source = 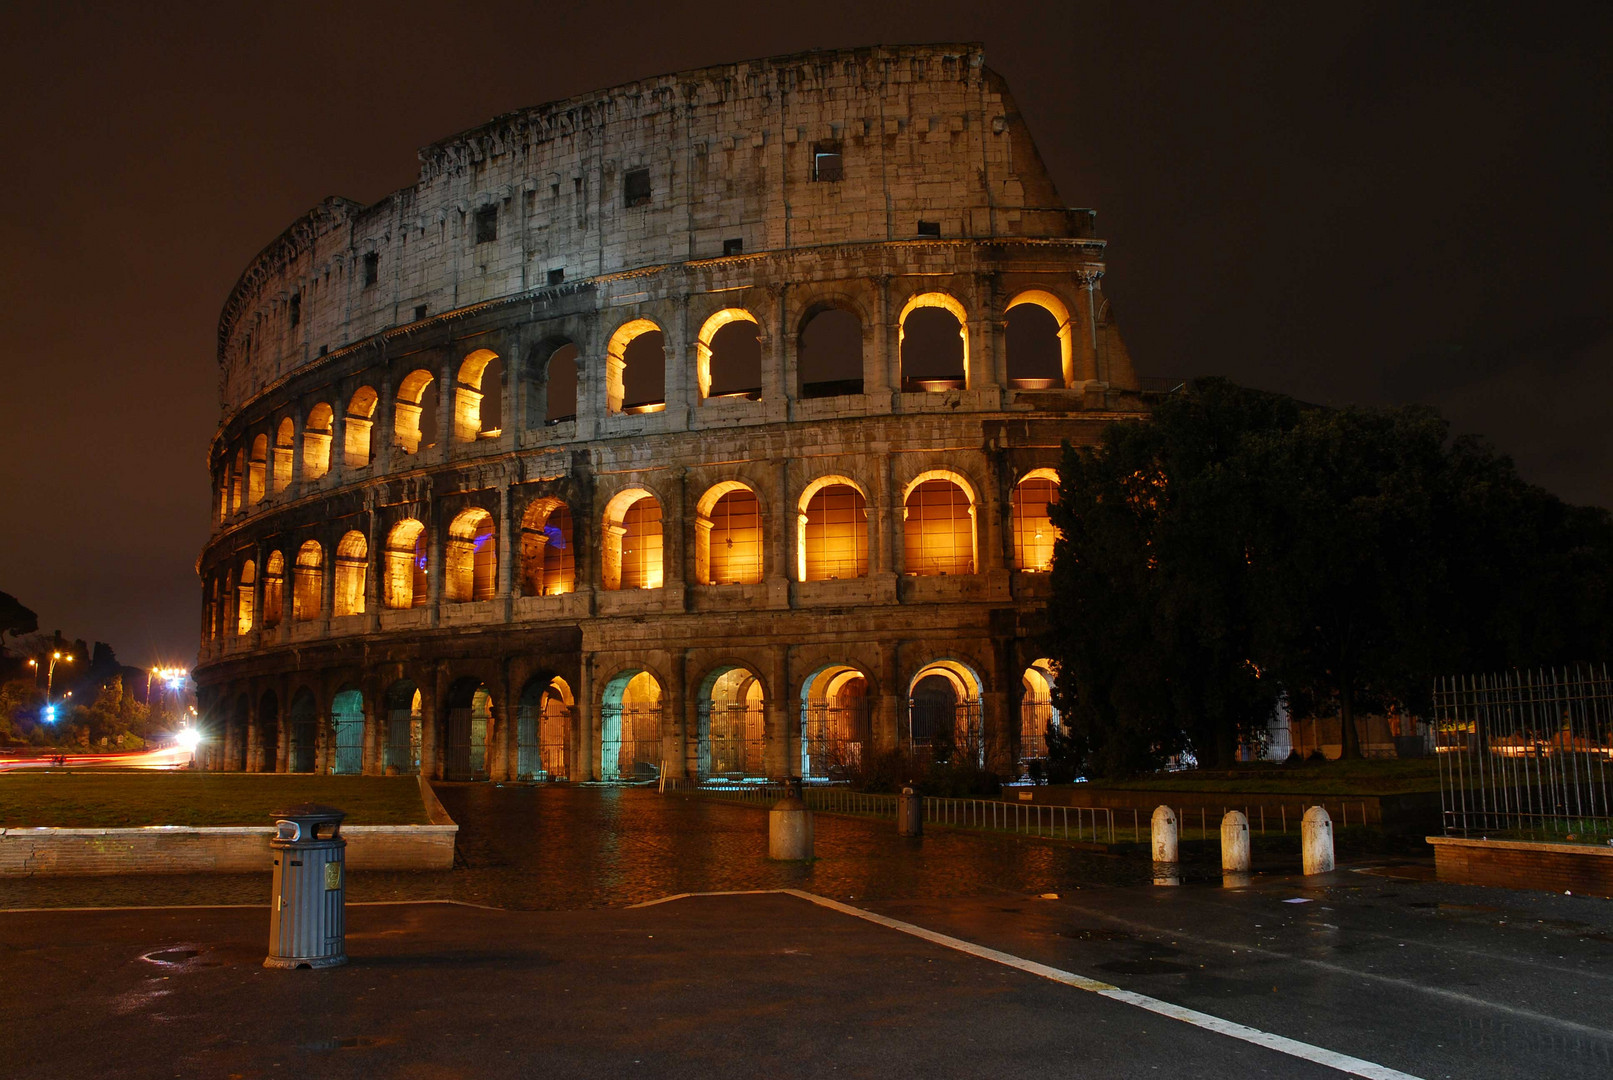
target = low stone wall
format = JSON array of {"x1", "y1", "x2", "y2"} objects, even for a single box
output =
[
  {"x1": 1429, "y1": 836, "x2": 1613, "y2": 898},
  {"x1": 0, "y1": 776, "x2": 457, "y2": 877}
]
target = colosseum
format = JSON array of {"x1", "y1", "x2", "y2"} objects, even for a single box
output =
[{"x1": 194, "y1": 43, "x2": 1151, "y2": 784}]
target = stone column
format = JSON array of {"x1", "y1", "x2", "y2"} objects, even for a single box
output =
[
  {"x1": 767, "y1": 458, "x2": 791, "y2": 607},
  {"x1": 577, "y1": 652, "x2": 596, "y2": 781},
  {"x1": 765, "y1": 647, "x2": 792, "y2": 779},
  {"x1": 496, "y1": 481, "x2": 514, "y2": 619},
  {"x1": 870, "y1": 275, "x2": 894, "y2": 400},
  {"x1": 665, "y1": 651, "x2": 688, "y2": 780},
  {"x1": 422, "y1": 664, "x2": 445, "y2": 780}
]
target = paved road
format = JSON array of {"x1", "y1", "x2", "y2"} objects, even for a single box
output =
[{"x1": 2, "y1": 784, "x2": 1610, "y2": 1078}]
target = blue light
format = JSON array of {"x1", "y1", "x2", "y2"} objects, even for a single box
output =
[{"x1": 43, "y1": 704, "x2": 56, "y2": 723}]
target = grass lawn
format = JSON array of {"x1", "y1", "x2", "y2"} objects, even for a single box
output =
[
  {"x1": 1083, "y1": 758, "x2": 1442, "y2": 796},
  {"x1": 0, "y1": 773, "x2": 430, "y2": 828}
]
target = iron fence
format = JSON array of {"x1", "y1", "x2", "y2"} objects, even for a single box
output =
[{"x1": 1433, "y1": 664, "x2": 1613, "y2": 844}]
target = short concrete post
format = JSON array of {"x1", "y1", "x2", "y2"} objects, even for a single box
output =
[
  {"x1": 898, "y1": 786, "x2": 923, "y2": 837},
  {"x1": 1302, "y1": 805, "x2": 1334, "y2": 875},
  {"x1": 1151, "y1": 805, "x2": 1178, "y2": 864},
  {"x1": 1220, "y1": 810, "x2": 1250, "y2": 872},
  {"x1": 769, "y1": 779, "x2": 814, "y2": 860}
]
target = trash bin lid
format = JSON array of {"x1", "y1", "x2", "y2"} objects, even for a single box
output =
[{"x1": 271, "y1": 803, "x2": 346, "y2": 824}]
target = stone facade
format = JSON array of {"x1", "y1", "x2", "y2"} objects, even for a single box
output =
[{"x1": 195, "y1": 44, "x2": 1156, "y2": 783}]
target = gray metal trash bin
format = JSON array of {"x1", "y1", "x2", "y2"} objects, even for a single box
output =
[
  {"x1": 898, "y1": 786, "x2": 923, "y2": 837},
  {"x1": 265, "y1": 804, "x2": 347, "y2": 970}
]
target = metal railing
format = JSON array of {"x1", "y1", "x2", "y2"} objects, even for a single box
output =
[
  {"x1": 660, "y1": 778, "x2": 1116, "y2": 844},
  {"x1": 1433, "y1": 664, "x2": 1613, "y2": 844}
]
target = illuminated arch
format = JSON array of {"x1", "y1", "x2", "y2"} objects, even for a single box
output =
[
  {"x1": 444, "y1": 508, "x2": 496, "y2": 602},
  {"x1": 519, "y1": 497, "x2": 575, "y2": 596},
  {"x1": 797, "y1": 302, "x2": 865, "y2": 397},
  {"x1": 600, "y1": 668, "x2": 664, "y2": 780},
  {"x1": 453, "y1": 348, "x2": 503, "y2": 442},
  {"x1": 247, "y1": 434, "x2": 268, "y2": 505},
  {"x1": 1006, "y1": 289, "x2": 1076, "y2": 389},
  {"x1": 901, "y1": 469, "x2": 978, "y2": 576},
  {"x1": 231, "y1": 446, "x2": 245, "y2": 513},
  {"x1": 695, "y1": 308, "x2": 761, "y2": 401},
  {"x1": 272, "y1": 418, "x2": 295, "y2": 493},
  {"x1": 292, "y1": 540, "x2": 324, "y2": 621},
  {"x1": 695, "y1": 480, "x2": 763, "y2": 585},
  {"x1": 898, "y1": 291, "x2": 969, "y2": 390},
  {"x1": 907, "y1": 658, "x2": 984, "y2": 766},
  {"x1": 800, "y1": 662, "x2": 872, "y2": 777},
  {"x1": 443, "y1": 676, "x2": 496, "y2": 780},
  {"x1": 605, "y1": 318, "x2": 664, "y2": 415},
  {"x1": 236, "y1": 558, "x2": 256, "y2": 636},
  {"x1": 696, "y1": 665, "x2": 766, "y2": 778},
  {"x1": 383, "y1": 519, "x2": 428, "y2": 609},
  {"x1": 1012, "y1": 468, "x2": 1061, "y2": 571},
  {"x1": 797, "y1": 474, "x2": 869, "y2": 582},
  {"x1": 302, "y1": 403, "x2": 333, "y2": 479},
  {"x1": 602, "y1": 487, "x2": 662, "y2": 591},
  {"x1": 344, "y1": 387, "x2": 377, "y2": 468},
  {"x1": 1019, "y1": 659, "x2": 1060, "y2": 763},
  {"x1": 517, "y1": 674, "x2": 573, "y2": 780},
  {"x1": 381, "y1": 678, "x2": 423, "y2": 774},
  {"x1": 262, "y1": 550, "x2": 285, "y2": 628},
  {"x1": 329, "y1": 686, "x2": 365, "y2": 774},
  {"x1": 394, "y1": 369, "x2": 437, "y2": 454},
  {"x1": 333, "y1": 530, "x2": 368, "y2": 616}
]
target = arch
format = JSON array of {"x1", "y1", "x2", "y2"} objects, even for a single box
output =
[
  {"x1": 261, "y1": 551, "x2": 284, "y2": 628},
  {"x1": 344, "y1": 387, "x2": 377, "y2": 468},
  {"x1": 330, "y1": 687, "x2": 364, "y2": 774},
  {"x1": 519, "y1": 498, "x2": 575, "y2": 596},
  {"x1": 256, "y1": 688, "x2": 280, "y2": 772},
  {"x1": 696, "y1": 665, "x2": 765, "y2": 778},
  {"x1": 444, "y1": 508, "x2": 496, "y2": 602},
  {"x1": 695, "y1": 481, "x2": 762, "y2": 585},
  {"x1": 454, "y1": 348, "x2": 504, "y2": 442},
  {"x1": 288, "y1": 687, "x2": 319, "y2": 773},
  {"x1": 907, "y1": 659, "x2": 984, "y2": 766},
  {"x1": 216, "y1": 464, "x2": 229, "y2": 523},
  {"x1": 602, "y1": 488, "x2": 662, "y2": 591},
  {"x1": 605, "y1": 318, "x2": 665, "y2": 414},
  {"x1": 231, "y1": 446, "x2": 245, "y2": 513},
  {"x1": 292, "y1": 540, "x2": 324, "y2": 621},
  {"x1": 248, "y1": 434, "x2": 268, "y2": 504},
  {"x1": 898, "y1": 291, "x2": 969, "y2": 391},
  {"x1": 1006, "y1": 289, "x2": 1075, "y2": 389},
  {"x1": 902, "y1": 470, "x2": 977, "y2": 576},
  {"x1": 544, "y1": 342, "x2": 579, "y2": 424},
  {"x1": 236, "y1": 558, "x2": 256, "y2": 636},
  {"x1": 798, "y1": 475, "x2": 868, "y2": 582},
  {"x1": 696, "y1": 308, "x2": 761, "y2": 401},
  {"x1": 1012, "y1": 468, "x2": 1060, "y2": 571},
  {"x1": 333, "y1": 530, "x2": 368, "y2": 616},
  {"x1": 1019, "y1": 659, "x2": 1060, "y2": 765},
  {"x1": 303, "y1": 402, "x2": 333, "y2": 479},
  {"x1": 383, "y1": 519, "x2": 429, "y2": 609},
  {"x1": 444, "y1": 677, "x2": 494, "y2": 780},
  {"x1": 272, "y1": 418, "x2": 295, "y2": 493},
  {"x1": 517, "y1": 674, "x2": 572, "y2": 780},
  {"x1": 382, "y1": 679, "x2": 423, "y2": 775},
  {"x1": 797, "y1": 305, "x2": 864, "y2": 398},
  {"x1": 600, "y1": 669, "x2": 662, "y2": 781},
  {"x1": 394, "y1": 368, "x2": 439, "y2": 455},
  {"x1": 800, "y1": 663, "x2": 872, "y2": 778}
]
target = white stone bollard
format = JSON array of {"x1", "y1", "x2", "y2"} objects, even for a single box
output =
[
  {"x1": 1151, "y1": 805, "x2": 1178, "y2": 865},
  {"x1": 769, "y1": 787, "x2": 814, "y2": 861},
  {"x1": 1302, "y1": 805, "x2": 1335, "y2": 875},
  {"x1": 1221, "y1": 810, "x2": 1250, "y2": 872}
]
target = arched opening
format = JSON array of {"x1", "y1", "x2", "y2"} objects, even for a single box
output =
[
  {"x1": 248, "y1": 434, "x2": 268, "y2": 504},
  {"x1": 444, "y1": 678, "x2": 494, "y2": 780},
  {"x1": 519, "y1": 498, "x2": 575, "y2": 596},
  {"x1": 229, "y1": 694, "x2": 249, "y2": 771},
  {"x1": 382, "y1": 680, "x2": 422, "y2": 775},
  {"x1": 908, "y1": 660, "x2": 984, "y2": 767},
  {"x1": 903, "y1": 473, "x2": 977, "y2": 576},
  {"x1": 293, "y1": 541, "x2": 324, "y2": 620},
  {"x1": 1005, "y1": 291, "x2": 1073, "y2": 388},
  {"x1": 257, "y1": 689, "x2": 280, "y2": 772},
  {"x1": 454, "y1": 349, "x2": 504, "y2": 442},
  {"x1": 801, "y1": 665, "x2": 870, "y2": 778},
  {"x1": 1012, "y1": 469, "x2": 1060, "y2": 571},
  {"x1": 262, "y1": 551, "x2": 284, "y2": 629},
  {"x1": 600, "y1": 669, "x2": 662, "y2": 781},
  {"x1": 272, "y1": 418, "x2": 295, "y2": 493},
  {"x1": 899, "y1": 292, "x2": 968, "y2": 392},
  {"x1": 602, "y1": 489, "x2": 663, "y2": 591},
  {"x1": 303, "y1": 403, "x2": 333, "y2": 479},
  {"x1": 697, "y1": 308, "x2": 761, "y2": 401},
  {"x1": 330, "y1": 687, "x2": 364, "y2": 775},
  {"x1": 236, "y1": 559, "x2": 256, "y2": 636},
  {"x1": 344, "y1": 387, "x2": 377, "y2": 468},
  {"x1": 544, "y1": 343, "x2": 579, "y2": 424},
  {"x1": 217, "y1": 465, "x2": 229, "y2": 522},
  {"x1": 696, "y1": 482, "x2": 762, "y2": 585},
  {"x1": 395, "y1": 369, "x2": 440, "y2": 454},
  {"x1": 1020, "y1": 660, "x2": 1060, "y2": 765},
  {"x1": 697, "y1": 666, "x2": 765, "y2": 778},
  {"x1": 445, "y1": 508, "x2": 496, "y2": 602},
  {"x1": 333, "y1": 530, "x2": 368, "y2": 616},
  {"x1": 517, "y1": 675, "x2": 572, "y2": 780},
  {"x1": 606, "y1": 319, "x2": 665, "y2": 414},
  {"x1": 231, "y1": 447, "x2": 245, "y2": 513},
  {"x1": 798, "y1": 306, "x2": 863, "y2": 398},
  {"x1": 798, "y1": 476, "x2": 868, "y2": 582},
  {"x1": 383, "y1": 520, "x2": 428, "y2": 609},
  {"x1": 289, "y1": 687, "x2": 319, "y2": 773}
]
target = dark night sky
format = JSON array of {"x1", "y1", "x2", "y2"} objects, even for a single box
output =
[{"x1": 1, "y1": 2, "x2": 1608, "y2": 669}]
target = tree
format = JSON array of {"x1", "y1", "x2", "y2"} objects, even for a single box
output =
[{"x1": 0, "y1": 593, "x2": 37, "y2": 657}]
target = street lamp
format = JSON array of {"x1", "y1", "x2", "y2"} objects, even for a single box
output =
[{"x1": 28, "y1": 652, "x2": 73, "y2": 720}]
